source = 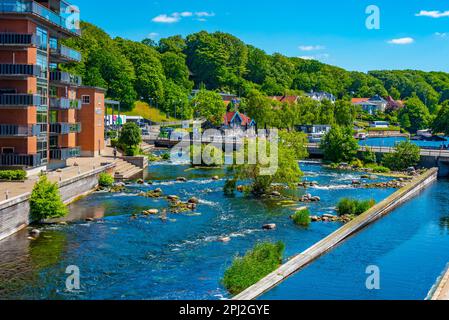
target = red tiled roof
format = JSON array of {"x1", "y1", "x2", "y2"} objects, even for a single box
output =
[
  {"x1": 224, "y1": 111, "x2": 253, "y2": 126},
  {"x1": 269, "y1": 95, "x2": 299, "y2": 103},
  {"x1": 351, "y1": 98, "x2": 370, "y2": 104}
]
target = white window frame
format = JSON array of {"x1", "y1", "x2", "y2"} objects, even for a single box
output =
[{"x1": 82, "y1": 95, "x2": 91, "y2": 104}]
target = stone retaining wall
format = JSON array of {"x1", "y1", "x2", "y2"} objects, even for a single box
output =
[{"x1": 0, "y1": 163, "x2": 115, "y2": 242}]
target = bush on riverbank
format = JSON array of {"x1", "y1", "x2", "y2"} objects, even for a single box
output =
[
  {"x1": 223, "y1": 241, "x2": 285, "y2": 295},
  {"x1": 98, "y1": 173, "x2": 114, "y2": 188},
  {"x1": 292, "y1": 208, "x2": 311, "y2": 226},
  {"x1": 382, "y1": 141, "x2": 420, "y2": 171},
  {"x1": 365, "y1": 164, "x2": 391, "y2": 173},
  {"x1": 30, "y1": 176, "x2": 68, "y2": 221},
  {"x1": 0, "y1": 170, "x2": 27, "y2": 181},
  {"x1": 337, "y1": 198, "x2": 376, "y2": 216}
]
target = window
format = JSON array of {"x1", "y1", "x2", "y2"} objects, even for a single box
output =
[
  {"x1": 1, "y1": 147, "x2": 14, "y2": 154},
  {"x1": 82, "y1": 95, "x2": 91, "y2": 104}
]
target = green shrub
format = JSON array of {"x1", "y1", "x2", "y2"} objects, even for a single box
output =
[
  {"x1": 362, "y1": 147, "x2": 377, "y2": 164},
  {"x1": 350, "y1": 159, "x2": 364, "y2": 168},
  {"x1": 224, "y1": 179, "x2": 237, "y2": 196},
  {"x1": 336, "y1": 198, "x2": 376, "y2": 216},
  {"x1": 106, "y1": 131, "x2": 118, "y2": 139},
  {"x1": 98, "y1": 173, "x2": 114, "y2": 188},
  {"x1": 124, "y1": 146, "x2": 140, "y2": 156},
  {"x1": 161, "y1": 153, "x2": 170, "y2": 160},
  {"x1": 110, "y1": 138, "x2": 119, "y2": 148},
  {"x1": 382, "y1": 141, "x2": 420, "y2": 171},
  {"x1": 0, "y1": 170, "x2": 27, "y2": 181},
  {"x1": 30, "y1": 176, "x2": 68, "y2": 221},
  {"x1": 292, "y1": 208, "x2": 311, "y2": 226},
  {"x1": 222, "y1": 241, "x2": 285, "y2": 295},
  {"x1": 148, "y1": 153, "x2": 160, "y2": 162}
]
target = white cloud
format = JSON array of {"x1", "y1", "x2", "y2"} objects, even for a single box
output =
[
  {"x1": 299, "y1": 45, "x2": 325, "y2": 51},
  {"x1": 388, "y1": 37, "x2": 415, "y2": 45},
  {"x1": 152, "y1": 11, "x2": 215, "y2": 23},
  {"x1": 435, "y1": 32, "x2": 448, "y2": 38},
  {"x1": 416, "y1": 10, "x2": 449, "y2": 18},
  {"x1": 195, "y1": 12, "x2": 215, "y2": 17},
  {"x1": 152, "y1": 14, "x2": 180, "y2": 23},
  {"x1": 148, "y1": 32, "x2": 159, "y2": 39},
  {"x1": 298, "y1": 53, "x2": 330, "y2": 61},
  {"x1": 299, "y1": 56, "x2": 315, "y2": 60}
]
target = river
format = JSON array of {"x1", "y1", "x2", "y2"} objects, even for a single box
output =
[{"x1": 0, "y1": 162, "x2": 402, "y2": 300}]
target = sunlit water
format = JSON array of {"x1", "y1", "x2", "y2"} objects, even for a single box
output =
[
  {"x1": 0, "y1": 162, "x2": 397, "y2": 300},
  {"x1": 260, "y1": 178, "x2": 449, "y2": 300}
]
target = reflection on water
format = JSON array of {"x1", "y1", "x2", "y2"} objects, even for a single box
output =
[{"x1": 0, "y1": 162, "x2": 398, "y2": 300}]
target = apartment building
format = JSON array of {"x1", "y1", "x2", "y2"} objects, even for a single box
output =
[{"x1": 0, "y1": 0, "x2": 106, "y2": 171}]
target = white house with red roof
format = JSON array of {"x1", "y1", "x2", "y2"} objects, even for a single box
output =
[
  {"x1": 351, "y1": 95, "x2": 387, "y2": 114},
  {"x1": 223, "y1": 111, "x2": 256, "y2": 130}
]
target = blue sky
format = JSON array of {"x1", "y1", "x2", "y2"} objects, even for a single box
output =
[{"x1": 73, "y1": 0, "x2": 449, "y2": 72}]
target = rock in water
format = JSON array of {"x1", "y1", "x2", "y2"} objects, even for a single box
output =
[
  {"x1": 30, "y1": 229, "x2": 41, "y2": 238},
  {"x1": 218, "y1": 236, "x2": 231, "y2": 243},
  {"x1": 188, "y1": 197, "x2": 199, "y2": 204},
  {"x1": 262, "y1": 224, "x2": 277, "y2": 230},
  {"x1": 176, "y1": 177, "x2": 187, "y2": 182},
  {"x1": 212, "y1": 176, "x2": 220, "y2": 181}
]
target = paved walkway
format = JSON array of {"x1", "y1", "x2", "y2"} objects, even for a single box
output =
[
  {"x1": 0, "y1": 147, "x2": 120, "y2": 202},
  {"x1": 431, "y1": 264, "x2": 449, "y2": 300}
]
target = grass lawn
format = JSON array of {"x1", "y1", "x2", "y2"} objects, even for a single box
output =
[{"x1": 106, "y1": 101, "x2": 177, "y2": 123}]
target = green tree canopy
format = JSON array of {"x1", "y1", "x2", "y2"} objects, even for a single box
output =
[
  {"x1": 191, "y1": 89, "x2": 226, "y2": 126},
  {"x1": 321, "y1": 126, "x2": 359, "y2": 163}
]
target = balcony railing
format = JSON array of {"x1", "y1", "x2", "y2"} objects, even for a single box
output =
[
  {"x1": 50, "y1": 44, "x2": 82, "y2": 63},
  {"x1": 0, "y1": 153, "x2": 41, "y2": 167},
  {"x1": 49, "y1": 122, "x2": 81, "y2": 134},
  {"x1": 50, "y1": 97, "x2": 82, "y2": 110},
  {"x1": 50, "y1": 147, "x2": 80, "y2": 160},
  {"x1": 0, "y1": 64, "x2": 41, "y2": 77},
  {"x1": 0, "y1": 33, "x2": 40, "y2": 46},
  {"x1": 50, "y1": 71, "x2": 82, "y2": 86},
  {"x1": 0, "y1": 124, "x2": 41, "y2": 137},
  {"x1": 0, "y1": 1, "x2": 81, "y2": 36},
  {"x1": 0, "y1": 94, "x2": 46, "y2": 107}
]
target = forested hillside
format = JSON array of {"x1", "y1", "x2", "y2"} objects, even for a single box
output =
[{"x1": 62, "y1": 22, "x2": 449, "y2": 119}]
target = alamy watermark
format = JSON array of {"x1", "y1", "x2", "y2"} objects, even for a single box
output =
[
  {"x1": 65, "y1": 265, "x2": 81, "y2": 292},
  {"x1": 366, "y1": 5, "x2": 380, "y2": 30},
  {"x1": 365, "y1": 265, "x2": 381, "y2": 290}
]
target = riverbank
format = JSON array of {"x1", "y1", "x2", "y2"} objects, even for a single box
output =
[
  {"x1": 0, "y1": 161, "x2": 116, "y2": 241},
  {"x1": 428, "y1": 264, "x2": 449, "y2": 300},
  {"x1": 234, "y1": 168, "x2": 438, "y2": 300}
]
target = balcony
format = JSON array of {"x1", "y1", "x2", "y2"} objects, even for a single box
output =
[
  {"x1": 50, "y1": 71, "x2": 82, "y2": 86},
  {"x1": 0, "y1": 33, "x2": 40, "y2": 47},
  {"x1": 50, "y1": 97, "x2": 82, "y2": 110},
  {"x1": 50, "y1": 147, "x2": 80, "y2": 160},
  {"x1": 49, "y1": 122, "x2": 81, "y2": 135},
  {"x1": 0, "y1": 94, "x2": 46, "y2": 108},
  {"x1": 0, "y1": 153, "x2": 41, "y2": 167},
  {"x1": 0, "y1": 64, "x2": 41, "y2": 78},
  {"x1": 50, "y1": 44, "x2": 82, "y2": 63},
  {"x1": 0, "y1": 1, "x2": 81, "y2": 37},
  {"x1": 0, "y1": 124, "x2": 41, "y2": 137}
]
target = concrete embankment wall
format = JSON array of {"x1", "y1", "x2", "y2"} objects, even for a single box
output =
[
  {"x1": 0, "y1": 164, "x2": 115, "y2": 242},
  {"x1": 234, "y1": 168, "x2": 439, "y2": 300}
]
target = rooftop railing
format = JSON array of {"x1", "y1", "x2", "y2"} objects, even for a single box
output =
[{"x1": 0, "y1": 0, "x2": 81, "y2": 36}]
